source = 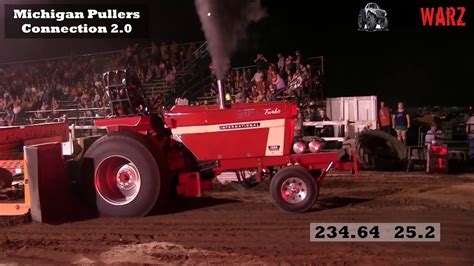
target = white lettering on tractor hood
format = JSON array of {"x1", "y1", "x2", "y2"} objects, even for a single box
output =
[{"x1": 264, "y1": 108, "x2": 281, "y2": 115}]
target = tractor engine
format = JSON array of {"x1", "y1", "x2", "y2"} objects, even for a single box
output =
[{"x1": 163, "y1": 102, "x2": 298, "y2": 161}]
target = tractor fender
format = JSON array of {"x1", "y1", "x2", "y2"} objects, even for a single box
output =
[{"x1": 80, "y1": 130, "x2": 172, "y2": 216}]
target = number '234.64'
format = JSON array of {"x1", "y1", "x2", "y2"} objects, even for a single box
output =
[{"x1": 314, "y1": 225, "x2": 380, "y2": 239}]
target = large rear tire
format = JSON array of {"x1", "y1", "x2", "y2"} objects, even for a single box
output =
[
  {"x1": 83, "y1": 131, "x2": 170, "y2": 217},
  {"x1": 270, "y1": 166, "x2": 318, "y2": 213},
  {"x1": 356, "y1": 130, "x2": 407, "y2": 171}
]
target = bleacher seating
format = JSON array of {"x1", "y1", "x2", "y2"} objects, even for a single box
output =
[{"x1": 0, "y1": 41, "x2": 207, "y2": 126}]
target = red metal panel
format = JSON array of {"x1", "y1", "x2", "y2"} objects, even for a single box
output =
[
  {"x1": 290, "y1": 152, "x2": 339, "y2": 171},
  {"x1": 26, "y1": 143, "x2": 96, "y2": 223},
  {"x1": 214, "y1": 152, "x2": 340, "y2": 173},
  {"x1": 0, "y1": 123, "x2": 69, "y2": 176},
  {"x1": 94, "y1": 116, "x2": 153, "y2": 134},
  {"x1": 164, "y1": 102, "x2": 297, "y2": 128},
  {"x1": 0, "y1": 152, "x2": 23, "y2": 161},
  {"x1": 94, "y1": 116, "x2": 143, "y2": 127},
  {"x1": 0, "y1": 123, "x2": 69, "y2": 152},
  {"x1": 284, "y1": 118, "x2": 295, "y2": 155},
  {"x1": 0, "y1": 159, "x2": 24, "y2": 176},
  {"x1": 165, "y1": 102, "x2": 297, "y2": 162},
  {"x1": 179, "y1": 128, "x2": 270, "y2": 160}
]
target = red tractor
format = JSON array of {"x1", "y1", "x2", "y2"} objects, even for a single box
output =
[{"x1": 81, "y1": 70, "x2": 357, "y2": 217}]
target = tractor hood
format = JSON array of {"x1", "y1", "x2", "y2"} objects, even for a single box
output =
[{"x1": 163, "y1": 102, "x2": 298, "y2": 160}]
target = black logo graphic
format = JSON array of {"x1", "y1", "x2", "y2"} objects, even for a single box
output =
[{"x1": 358, "y1": 2, "x2": 389, "y2": 31}]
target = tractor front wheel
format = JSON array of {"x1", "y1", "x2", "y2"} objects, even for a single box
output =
[
  {"x1": 83, "y1": 131, "x2": 170, "y2": 217},
  {"x1": 270, "y1": 166, "x2": 318, "y2": 213}
]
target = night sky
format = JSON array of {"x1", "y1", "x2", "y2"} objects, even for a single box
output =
[{"x1": 1, "y1": 0, "x2": 474, "y2": 106}]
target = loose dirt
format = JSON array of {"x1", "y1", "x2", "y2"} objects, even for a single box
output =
[{"x1": 1, "y1": 172, "x2": 473, "y2": 265}]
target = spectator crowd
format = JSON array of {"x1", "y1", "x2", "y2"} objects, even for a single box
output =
[
  {"x1": 206, "y1": 50, "x2": 322, "y2": 106},
  {"x1": 0, "y1": 41, "x2": 201, "y2": 126},
  {"x1": 0, "y1": 41, "x2": 322, "y2": 128}
]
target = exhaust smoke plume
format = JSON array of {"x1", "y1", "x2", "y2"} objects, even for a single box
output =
[{"x1": 194, "y1": 0, "x2": 266, "y2": 79}]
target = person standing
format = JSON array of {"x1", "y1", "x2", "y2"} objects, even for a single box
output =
[
  {"x1": 392, "y1": 102, "x2": 411, "y2": 144},
  {"x1": 466, "y1": 114, "x2": 474, "y2": 133},
  {"x1": 271, "y1": 69, "x2": 286, "y2": 100},
  {"x1": 5, "y1": 106, "x2": 15, "y2": 126},
  {"x1": 378, "y1": 101, "x2": 391, "y2": 134},
  {"x1": 277, "y1": 53, "x2": 286, "y2": 73},
  {"x1": 254, "y1": 53, "x2": 268, "y2": 71},
  {"x1": 425, "y1": 123, "x2": 445, "y2": 145}
]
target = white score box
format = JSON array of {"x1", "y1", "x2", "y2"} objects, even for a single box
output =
[{"x1": 310, "y1": 223, "x2": 440, "y2": 242}]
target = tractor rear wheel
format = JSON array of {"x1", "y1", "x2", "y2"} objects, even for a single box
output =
[
  {"x1": 270, "y1": 166, "x2": 318, "y2": 213},
  {"x1": 83, "y1": 131, "x2": 170, "y2": 217},
  {"x1": 356, "y1": 130, "x2": 407, "y2": 171}
]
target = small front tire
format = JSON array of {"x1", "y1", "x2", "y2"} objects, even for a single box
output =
[{"x1": 270, "y1": 166, "x2": 318, "y2": 213}]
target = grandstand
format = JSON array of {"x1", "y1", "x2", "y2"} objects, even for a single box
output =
[
  {"x1": 0, "y1": 41, "x2": 324, "y2": 128},
  {"x1": 0, "y1": 41, "x2": 207, "y2": 126}
]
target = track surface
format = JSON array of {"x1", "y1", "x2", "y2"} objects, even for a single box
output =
[{"x1": 1, "y1": 172, "x2": 474, "y2": 264}]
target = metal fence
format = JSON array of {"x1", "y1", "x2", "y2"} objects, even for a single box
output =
[{"x1": 0, "y1": 41, "x2": 206, "y2": 67}]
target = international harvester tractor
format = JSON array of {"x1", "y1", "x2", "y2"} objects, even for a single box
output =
[{"x1": 0, "y1": 69, "x2": 357, "y2": 219}]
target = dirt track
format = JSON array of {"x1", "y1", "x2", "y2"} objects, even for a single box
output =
[{"x1": 1, "y1": 172, "x2": 474, "y2": 265}]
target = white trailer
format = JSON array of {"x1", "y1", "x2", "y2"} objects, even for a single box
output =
[{"x1": 303, "y1": 95, "x2": 378, "y2": 141}]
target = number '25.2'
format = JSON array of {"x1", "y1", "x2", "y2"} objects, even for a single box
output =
[{"x1": 394, "y1": 226, "x2": 435, "y2": 238}]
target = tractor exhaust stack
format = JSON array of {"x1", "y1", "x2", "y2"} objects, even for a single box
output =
[{"x1": 217, "y1": 79, "x2": 226, "y2": 109}]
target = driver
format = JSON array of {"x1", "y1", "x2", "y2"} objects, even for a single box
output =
[{"x1": 126, "y1": 69, "x2": 146, "y2": 114}]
